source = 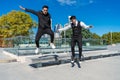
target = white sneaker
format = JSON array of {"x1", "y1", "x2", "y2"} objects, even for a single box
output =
[
  {"x1": 71, "y1": 60, "x2": 74, "y2": 63},
  {"x1": 50, "y1": 43, "x2": 56, "y2": 49},
  {"x1": 35, "y1": 48, "x2": 39, "y2": 54}
]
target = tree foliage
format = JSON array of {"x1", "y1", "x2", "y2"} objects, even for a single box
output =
[
  {"x1": 82, "y1": 28, "x2": 92, "y2": 39},
  {"x1": 102, "y1": 32, "x2": 120, "y2": 44},
  {"x1": 0, "y1": 10, "x2": 36, "y2": 38},
  {"x1": 61, "y1": 28, "x2": 72, "y2": 38},
  {"x1": 91, "y1": 33, "x2": 101, "y2": 39}
]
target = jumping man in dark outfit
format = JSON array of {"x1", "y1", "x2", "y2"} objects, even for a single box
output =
[{"x1": 19, "y1": 5, "x2": 56, "y2": 54}]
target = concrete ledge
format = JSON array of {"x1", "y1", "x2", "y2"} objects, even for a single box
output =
[
  {"x1": 3, "y1": 49, "x2": 120, "y2": 68},
  {"x1": 29, "y1": 52, "x2": 120, "y2": 68},
  {"x1": 28, "y1": 50, "x2": 120, "y2": 68},
  {"x1": 0, "y1": 59, "x2": 17, "y2": 63},
  {"x1": 3, "y1": 50, "x2": 27, "y2": 63}
]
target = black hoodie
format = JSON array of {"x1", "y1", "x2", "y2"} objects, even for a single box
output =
[{"x1": 25, "y1": 8, "x2": 51, "y2": 29}]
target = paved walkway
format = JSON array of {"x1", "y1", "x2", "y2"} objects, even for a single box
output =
[
  {"x1": 0, "y1": 44, "x2": 120, "y2": 80},
  {"x1": 0, "y1": 56, "x2": 120, "y2": 80}
]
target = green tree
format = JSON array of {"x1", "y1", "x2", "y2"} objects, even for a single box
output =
[
  {"x1": 91, "y1": 33, "x2": 101, "y2": 39},
  {"x1": 61, "y1": 28, "x2": 72, "y2": 38},
  {"x1": 112, "y1": 32, "x2": 120, "y2": 43},
  {"x1": 82, "y1": 28, "x2": 92, "y2": 39},
  {"x1": 102, "y1": 32, "x2": 120, "y2": 44},
  {"x1": 102, "y1": 32, "x2": 112, "y2": 44},
  {"x1": 0, "y1": 10, "x2": 37, "y2": 38}
]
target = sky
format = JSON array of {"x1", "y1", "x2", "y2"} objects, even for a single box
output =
[{"x1": 0, "y1": 0, "x2": 120, "y2": 36}]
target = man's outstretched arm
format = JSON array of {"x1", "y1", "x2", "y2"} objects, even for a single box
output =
[
  {"x1": 58, "y1": 23, "x2": 71, "y2": 33},
  {"x1": 19, "y1": 5, "x2": 38, "y2": 16},
  {"x1": 80, "y1": 21, "x2": 93, "y2": 29}
]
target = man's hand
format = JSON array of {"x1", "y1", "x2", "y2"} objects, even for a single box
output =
[
  {"x1": 19, "y1": 5, "x2": 25, "y2": 10},
  {"x1": 89, "y1": 25, "x2": 93, "y2": 28},
  {"x1": 57, "y1": 29, "x2": 60, "y2": 33}
]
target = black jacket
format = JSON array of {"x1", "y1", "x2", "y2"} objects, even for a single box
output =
[{"x1": 25, "y1": 8, "x2": 51, "y2": 29}]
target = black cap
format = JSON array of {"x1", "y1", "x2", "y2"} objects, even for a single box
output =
[
  {"x1": 42, "y1": 5, "x2": 49, "y2": 9},
  {"x1": 70, "y1": 16, "x2": 76, "y2": 20}
]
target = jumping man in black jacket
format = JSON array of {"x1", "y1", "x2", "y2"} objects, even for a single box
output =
[{"x1": 19, "y1": 5, "x2": 55, "y2": 54}]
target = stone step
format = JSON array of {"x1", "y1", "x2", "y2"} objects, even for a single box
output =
[{"x1": 25, "y1": 50, "x2": 119, "y2": 68}]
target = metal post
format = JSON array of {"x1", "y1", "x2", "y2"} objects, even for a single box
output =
[
  {"x1": 111, "y1": 31, "x2": 112, "y2": 45},
  {"x1": 51, "y1": 19, "x2": 52, "y2": 29},
  {"x1": 64, "y1": 25, "x2": 66, "y2": 46}
]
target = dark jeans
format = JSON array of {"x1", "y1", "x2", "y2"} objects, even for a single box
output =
[
  {"x1": 71, "y1": 36, "x2": 82, "y2": 60},
  {"x1": 35, "y1": 28, "x2": 54, "y2": 48}
]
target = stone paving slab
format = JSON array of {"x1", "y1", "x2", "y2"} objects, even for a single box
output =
[{"x1": 0, "y1": 56, "x2": 120, "y2": 80}]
